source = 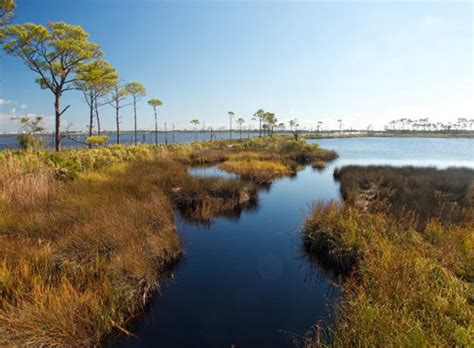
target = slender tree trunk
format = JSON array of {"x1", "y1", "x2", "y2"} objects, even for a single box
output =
[
  {"x1": 115, "y1": 98, "x2": 120, "y2": 144},
  {"x1": 230, "y1": 117, "x2": 232, "y2": 140},
  {"x1": 133, "y1": 97, "x2": 137, "y2": 145},
  {"x1": 88, "y1": 92, "x2": 94, "y2": 149},
  {"x1": 95, "y1": 96, "x2": 101, "y2": 136},
  {"x1": 240, "y1": 126, "x2": 242, "y2": 139},
  {"x1": 259, "y1": 119, "x2": 262, "y2": 137},
  {"x1": 89, "y1": 93, "x2": 94, "y2": 137},
  {"x1": 154, "y1": 108, "x2": 158, "y2": 146},
  {"x1": 164, "y1": 121, "x2": 168, "y2": 145},
  {"x1": 54, "y1": 92, "x2": 61, "y2": 151}
]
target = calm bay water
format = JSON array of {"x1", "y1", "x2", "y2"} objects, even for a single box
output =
[
  {"x1": 114, "y1": 137, "x2": 472, "y2": 347},
  {"x1": 0, "y1": 131, "x2": 253, "y2": 150},
  {"x1": 314, "y1": 137, "x2": 474, "y2": 168}
]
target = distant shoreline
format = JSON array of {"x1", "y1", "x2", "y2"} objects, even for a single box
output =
[
  {"x1": 304, "y1": 131, "x2": 474, "y2": 139},
  {"x1": 2, "y1": 130, "x2": 474, "y2": 138}
]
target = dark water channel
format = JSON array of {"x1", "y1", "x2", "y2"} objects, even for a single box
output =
[{"x1": 117, "y1": 137, "x2": 473, "y2": 347}]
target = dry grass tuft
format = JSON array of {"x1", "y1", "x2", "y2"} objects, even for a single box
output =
[{"x1": 219, "y1": 159, "x2": 295, "y2": 184}]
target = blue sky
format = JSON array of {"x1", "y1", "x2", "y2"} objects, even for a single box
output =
[{"x1": 0, "y1": 0, "x2": 472, "y2": 132}]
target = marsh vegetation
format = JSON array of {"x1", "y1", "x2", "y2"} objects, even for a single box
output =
[
  {"x1": 303, "y1": 166, "x2": 474, "y2": 347},
  {"x1": 0, "y1": 136, "x2": 336, "y2": 346}
]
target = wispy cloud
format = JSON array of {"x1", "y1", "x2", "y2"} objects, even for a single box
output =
[
  {"x1": 0, "y1": 99, "x2": 12, "y2": 105},
  {"x1": 20, "y1": 104, "x2": 28, "y2": 109}
]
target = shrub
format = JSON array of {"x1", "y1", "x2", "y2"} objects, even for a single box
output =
[
  {"x1": 86, "y1": 135, "x2": 109, "y2": 147},
  {"x1": 17, "y1": 133, "x2": 44, "y2": 150}
]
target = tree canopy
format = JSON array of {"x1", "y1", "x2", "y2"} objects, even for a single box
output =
[
  {"x1": 148, "y1": 98, "x2": 163, "y2": 108},
  {"x1": 0, "y1": 22, "x2": 102, "y2": 94},
  {"x1": 0, "y1": 0, "x2": 15, "y2": 25},
  {"x1": 76, "y1": 60, "x2": 118, "y2": 97},
  {"x1": 0, "y1": 21, "x2": 103, "y2": 150},
  {"x1": 125, "y1": 81, "x2": 146, "y2": 98}
]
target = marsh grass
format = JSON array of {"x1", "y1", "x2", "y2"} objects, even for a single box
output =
[
  {"x1": 162, "y1": 163, "x2": 259, "y2": 222},
  {"x1": 215, "y1": 137, "x2": 337, "y2": 183},
  {"x1": 303, "y1": 166, "x2": 474, "y2": 347},
  {"x1": 312, "y1": 160, "x2": 327, "y2": 171},
  {"x1": 0, "y1": 159, "x2": 182, "y2": 346},
  {"x1": 0, "y1": 156, "x2": 260, "y2": 345},
  {"x1": 0, "y1": 151, "x2": 56, "y2": 204},
  {"x1": 334, "y1": 165, "x2": 474, "y2": 225},
  {"x1": 0, "y1": 136, "x2": 331, "y2": 345}
]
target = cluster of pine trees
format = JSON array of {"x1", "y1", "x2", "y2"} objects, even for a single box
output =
[{"x1": 0, "y1": 0, "x2": 163, "y2": 150}]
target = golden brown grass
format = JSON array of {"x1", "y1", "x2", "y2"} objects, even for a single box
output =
[
  {"x1": 0, "y1": 159, "x2": 182, "y2": 346},
  {"x1": 0, "y1": 136, "x2": 335, "y2": 345},
  {"x1": 219, "y1": 159, "x2": 295, "y2": 184},
  {"x1": 215, "y1": 137, "x2": 336, "y2": 184},
  {"x1": 0, "y1": 151, "x2": 55, "y2": 204}
]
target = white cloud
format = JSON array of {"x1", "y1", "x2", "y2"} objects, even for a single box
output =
[
  {"x1": 20, "y1": 104, "x2": 27, "y2": 109},
  {"x1": 10, "y1": 108, "x2": 17, "y2": 114},
  {"x1": 0, "y1": 99, "x2": 12, "y2": 105}
]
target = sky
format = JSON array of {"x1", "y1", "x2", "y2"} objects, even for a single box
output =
[{"x1": 0, "y1": 0, "x2": 472, "y2": 132}]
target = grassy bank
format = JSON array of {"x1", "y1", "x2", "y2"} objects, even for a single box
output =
[
  {"x1": 0, "y1": 158, "x2": 182, "y2": 345},
  {"x1": 0, "y1": 136, "x2": 334, "y2": 346},
  {"x1": 303, "y1": 166, "x2": 474, "y2": 347}
]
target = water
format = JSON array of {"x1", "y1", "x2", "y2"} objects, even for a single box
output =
[
  {"x1": 116, "y1": 137, "x2": 473, "y2": 347},
  {"x1": 312, "y1": 137, "x2": 474, "y2": 169},
  {"x1": 188, "y1": 165, "x2": 239, "y2": 179},
  {"x1": 0, "y1": 131, "x2": 256, "y2": 150}
]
